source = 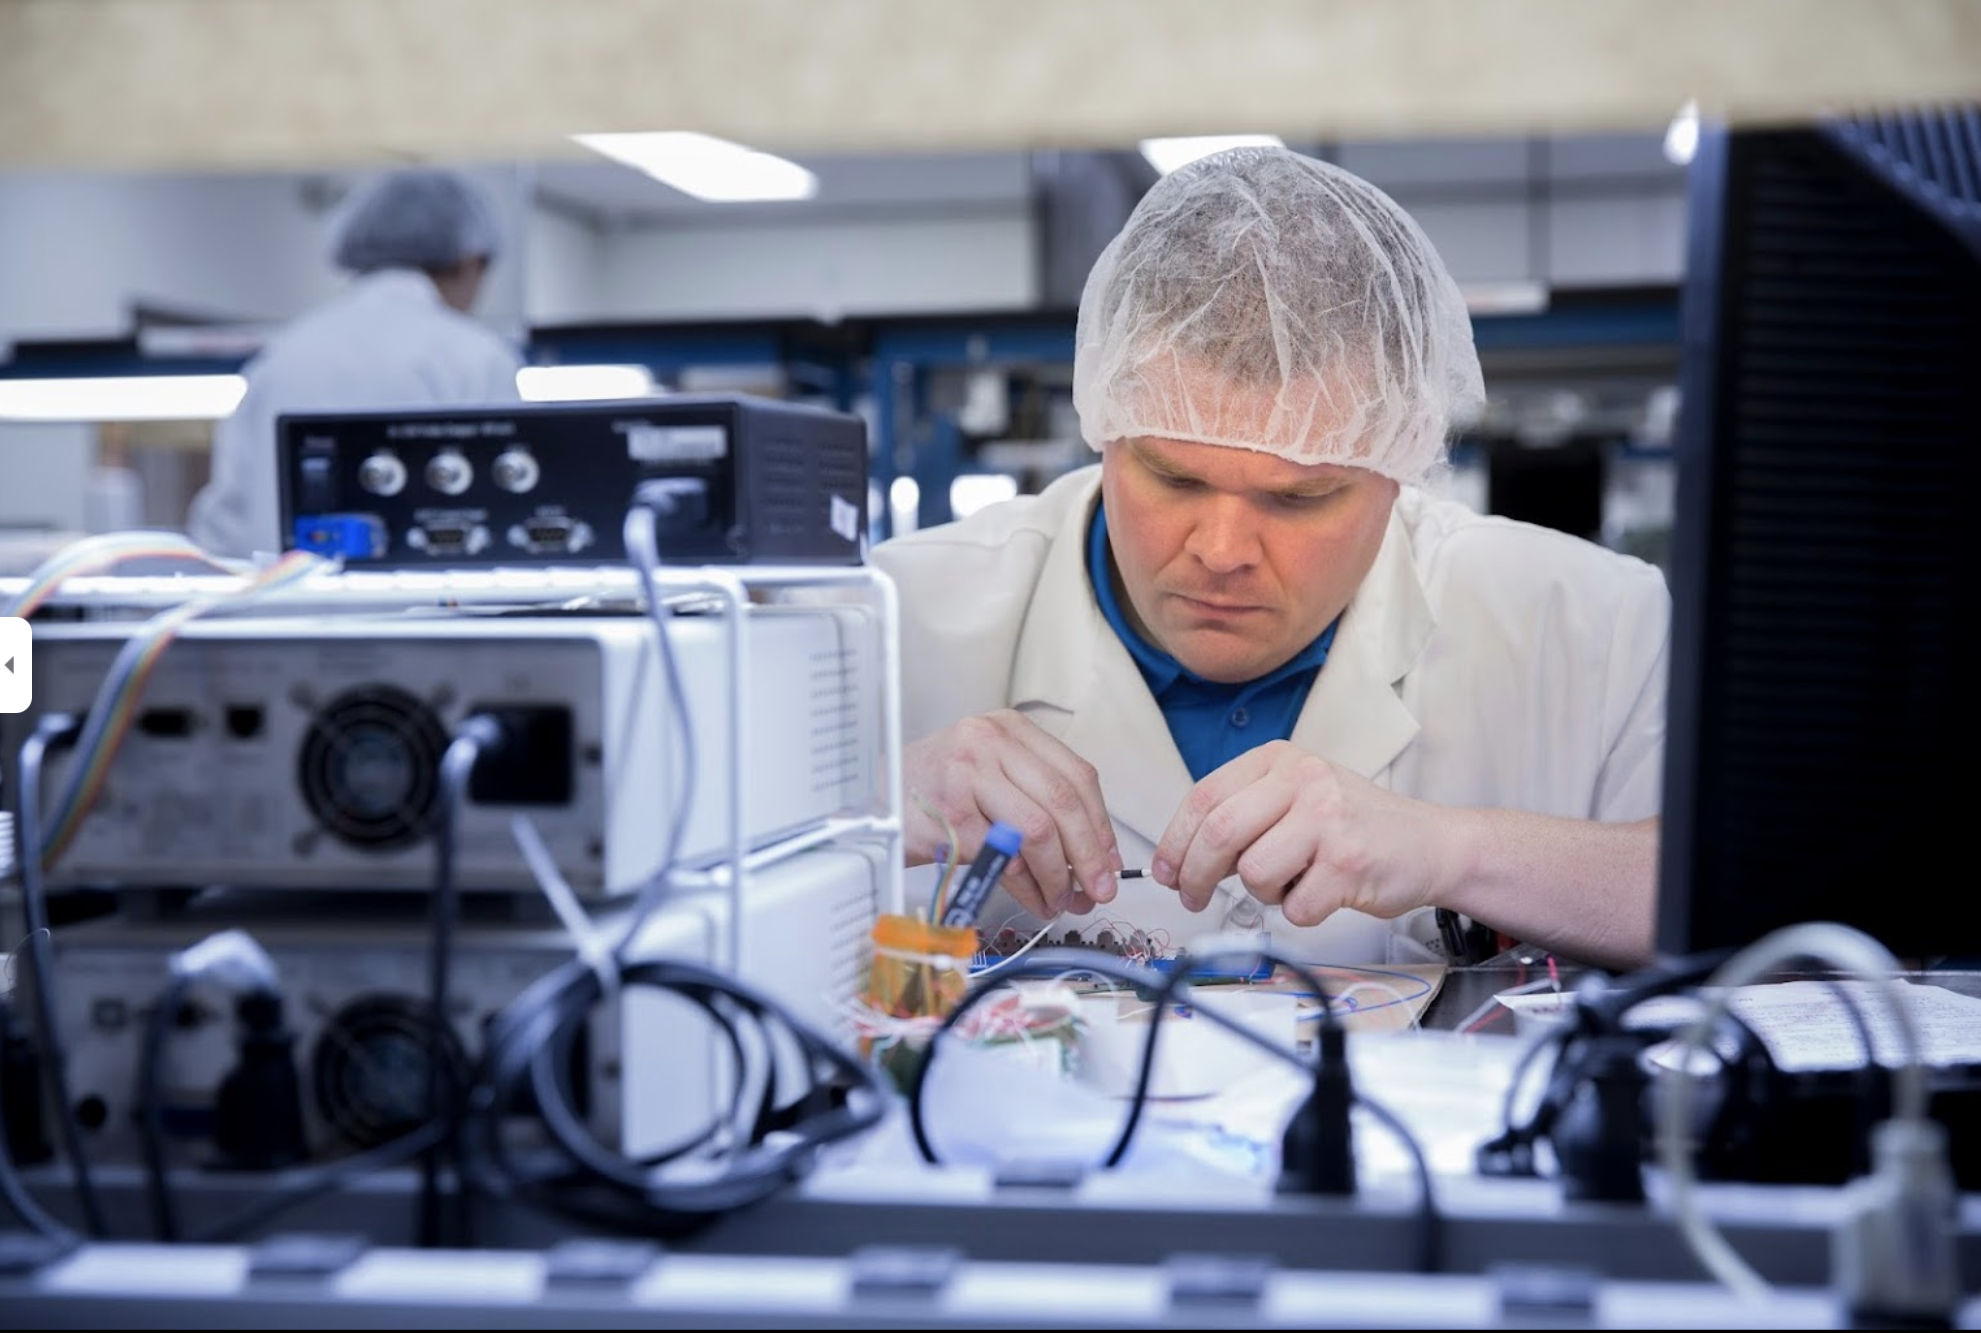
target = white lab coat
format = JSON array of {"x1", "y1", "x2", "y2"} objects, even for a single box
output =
[
  {"x1": 869, "y1": 465, "x2": 1670, "y2": 964},
  {"x1": 187, "y1": 268, "x2": 524, "y2": 558}
]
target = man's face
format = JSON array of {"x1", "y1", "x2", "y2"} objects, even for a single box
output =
[{"x1": 1098, "y1": 436, "x2": 1399, "y2": 684}]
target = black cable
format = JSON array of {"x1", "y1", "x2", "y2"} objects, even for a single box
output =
[
  {"x1": 904, "y1": 950, "x2": 1171, "y2": 1170},
  {"x1": 461, "y1": 953, "x2": 888, "y2": 1231},
  {"x1": 1354, "y1": 1089, "x2": 1444, "y2": 1274},
  {"x1": 907, "y1": 943, "x2": 1446, "y2": 1269},
  {"x1": 1435, "y1": 907, "x2": 1471, "y2": 963},
  {"x1": 1477, "y1": 950, "x2": 1776, "y2": 1185},
  {"x1": 15, "y1": 713, "x2": 107, "y2": 1237},
  {"x1": 191, "y1": 1118, "x2": 448, "y2": 1244},
  {"x1": 447, "y1": 488, "x2": 881, "y2": 1235},
  {"x1": 908, "y1": 947, "x2": 1339, "y2": 1168},
  {"x1": 0, "y1": 997, "x2": 77, "y2": 1245},
  {"x1": 418, "y1": 714, "x2": 504, "y2": 1249},
  {"x1": 135, "y1": 971, "x2": 193, "y2": 1241},
  {"x1": 133, "y1": 992, "x2": 454, "y2": 1246}
]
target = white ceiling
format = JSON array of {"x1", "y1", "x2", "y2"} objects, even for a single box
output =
[{"x1": 6, "y1": 0, "x2": 1977, "y2": 171}]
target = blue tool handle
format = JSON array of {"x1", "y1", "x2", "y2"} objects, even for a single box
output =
[{"x1": 939, "y1": 821, "x2": 1024, "y2": 928}]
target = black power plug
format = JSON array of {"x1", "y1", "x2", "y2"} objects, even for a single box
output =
[
  {"x1": 1276, "y1": 1024, "x2": 1356, "y2": 1196},
  {"x1": 1, "y1": 999, "x2": 52, "y2": 1167},
  {"x1": 212, "y1": 990, "x2": 308, "y2": 1171},
  {"x1": 1552, "y1": 1034, "x2": 1647, "y2": 1203}
]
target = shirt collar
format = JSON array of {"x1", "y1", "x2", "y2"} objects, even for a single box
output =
[{"x1": 1087, "y1": 502, "x2": 1336, "y2": 696}]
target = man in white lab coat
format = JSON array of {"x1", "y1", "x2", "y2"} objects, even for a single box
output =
[
  {"x1": 187, "y1": 168, "x2": 524, "y2": 558},
  {"x1": 870, "y1": 147, "x2": 1668, "y2": 971}
]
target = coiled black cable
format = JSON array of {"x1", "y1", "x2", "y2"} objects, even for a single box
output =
[
  {"x1": 906, "y1": 943, "x2": 1446, "y2": 1271},
  {"x1": 458, "y1": 952, "x2": 888, "y2": 1235}
]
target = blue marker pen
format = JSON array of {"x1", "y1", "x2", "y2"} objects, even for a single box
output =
[{"x1": 939, "y1": 822, "x2": 1025, "y2": 929}]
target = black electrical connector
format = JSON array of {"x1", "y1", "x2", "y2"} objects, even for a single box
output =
[
  {"x1": 1551, "y1": 1033, "x2": 1649, "y2": 1203},
  {"x1": 1276, "y1": 1022, "x2": 1357, "y2": 1197},
  {"x1": 0, "y1": 1001, "x2": 52, "y2": 1168},
  {"x1": 212, "y1": 990, "x2": 308, "y2": 1172}
]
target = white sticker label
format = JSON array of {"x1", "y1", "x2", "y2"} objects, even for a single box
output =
[
  {"x1": 623, "y1": 423, "x2": 727, "y2": 463},
  {"x1": 828, "y1": 493, "x2": 860, "y2": 543}
]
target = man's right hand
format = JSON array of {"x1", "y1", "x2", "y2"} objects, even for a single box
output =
[{"x1": 902, "y1": 709, "x2": 1123, "y2": 920}]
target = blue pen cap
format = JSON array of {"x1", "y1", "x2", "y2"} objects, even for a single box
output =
[{"x1": 983, "y1": 821, "x2": 1024, "y2": 857}]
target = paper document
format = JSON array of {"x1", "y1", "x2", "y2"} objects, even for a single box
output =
[{"x1": 1627, "y1": 978, "x2": 1981, "y2": 1073}]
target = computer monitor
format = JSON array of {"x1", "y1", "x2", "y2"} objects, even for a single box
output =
[{"x1": 1656, "y1": 111, "x2": 1981, "y2": 961}]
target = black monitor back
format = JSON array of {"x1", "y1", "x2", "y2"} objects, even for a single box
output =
[{"x1": 1657, "y1": 112, "x2": 1981, "y2": 961}]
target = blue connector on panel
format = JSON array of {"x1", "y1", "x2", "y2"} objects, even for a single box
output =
[
  {"x1": 292, "y1": 514, "x2": 386, "y2": 559},
  {"x1": 1147, "y1": 955, "x2": 1277, "y2": 983}
]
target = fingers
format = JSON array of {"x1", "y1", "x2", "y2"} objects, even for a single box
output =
[
  {"x1": 1000, "y1": 715, "x2": 1122, "y2": 904},
  {"x1": 904, "y1": 710, "x2": 1120, "y2": 920},
  {"x1": 977, "y1": 739, "x2": 1113, "y2": 915},
  {"x1": 1154, "y1": 746, "x2": 1292, "y2": 909},
  {"x1": 1229, "y1": 819, "x2": 1318, "y2": 911},
  {"x1": 1275, "y1": 865, "x2": 1348, "y2": 929}
]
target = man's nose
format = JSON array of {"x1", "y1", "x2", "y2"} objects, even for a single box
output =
[{"x1": 1184, "y1": 497, "x2": 1261, "y2": 573}]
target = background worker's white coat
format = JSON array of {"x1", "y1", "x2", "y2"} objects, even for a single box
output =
[
  {"x1": 870, "y1": 465, "x2": 1671, "y2": 965},
  {"x1": 187, "y1": 269, "x2": 524, "y2": 559}
]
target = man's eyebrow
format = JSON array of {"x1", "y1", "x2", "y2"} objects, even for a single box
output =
[
  {"x1": 1273, "y1": 477, "x2": 1349, "y2": 497},
  {"x1": 1132, "y1": 445, "x2": 1199, "y2": 480}
]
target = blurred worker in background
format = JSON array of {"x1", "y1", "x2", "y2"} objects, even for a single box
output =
[
  {"x1": 871, "y1": 146, "x2": 1668, "y2": 971},
  {"x1": 187, "y1": 167, "x2": 524, "y2": 558}
]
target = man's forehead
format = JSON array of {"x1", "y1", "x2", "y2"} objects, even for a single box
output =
[{"x1": 1121, "y1": 435, "x2": 1368, "y2": 486}]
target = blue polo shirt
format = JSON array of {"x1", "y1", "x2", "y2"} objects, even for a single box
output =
[{"x1": 1088, "y1": 504, "x2": 1338, "y2": 781}]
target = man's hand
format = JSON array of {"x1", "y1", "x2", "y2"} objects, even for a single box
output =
[
  {"x1": 1151, "y1": 740, "x2": 1444, "y2": 927},
  {"x1": 903, "y1": 709, "x2": 1123, "y2": 919},
  {"x1": 1151, "y1": 740, "x2": 1661, "y2": 970}
]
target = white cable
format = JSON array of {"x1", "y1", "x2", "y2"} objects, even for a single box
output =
[
  {"x1": 970, "y1": 917, "x2": 1060, "y2": 978},
  {"x1": 510, "y1": 815, "x2": 619, "y2": 1001},
  {"x1": 1653, "y1": 921, "x2": 1926, "y2": 1303}
]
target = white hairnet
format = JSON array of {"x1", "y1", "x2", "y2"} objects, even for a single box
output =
[
  {"x1": 329, "y1": 168, "x2": 503, "y2": 274},
  {"x1": 1073, "y1": 146, "x2": 1483, "y2": 486}
]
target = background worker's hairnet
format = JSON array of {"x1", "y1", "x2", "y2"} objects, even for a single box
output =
[
  {"x1": 329, "y1": 167, "x2": 504, "y2": 274},
  {"x1": 1072, "y1": 146, "x2": 1484, "y2": 487}
]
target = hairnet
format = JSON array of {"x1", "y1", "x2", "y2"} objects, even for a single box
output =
[
  {"x1": 1073, "y1": 146, "x2": 1483, "y2": 486},
  {"x1": 329, "y1": 168, "x2": 503, "y2": 274}
]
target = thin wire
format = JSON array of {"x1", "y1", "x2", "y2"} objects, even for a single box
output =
[
  {"x1": 2, "y1": 530, "x2": 237, "y2": 620},
  {"x1": 418, "y1": 717, "x2": 501, "y2": 1248},
  {"x1": 970, "y1": 917, "x2": 1061, "y2": 977}
]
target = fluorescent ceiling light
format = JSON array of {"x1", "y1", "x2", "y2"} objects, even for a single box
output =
[
  {"x1": 572, "y1": 131, "x2": 818, "y2": 202},
  {"x1": 0, "y1": 374, "x2": 247, "y2": 422},
  {"x1": 516, "y1": 364, "x2": 657, "y2": 402},
  {"x1": 1139, "y1": 134, "x2": 1285, "y2": 175}
]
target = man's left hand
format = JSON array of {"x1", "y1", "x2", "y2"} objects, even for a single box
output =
[{"x1": 1150, "y1": 740, "x2": 1447, "y2": 927}]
